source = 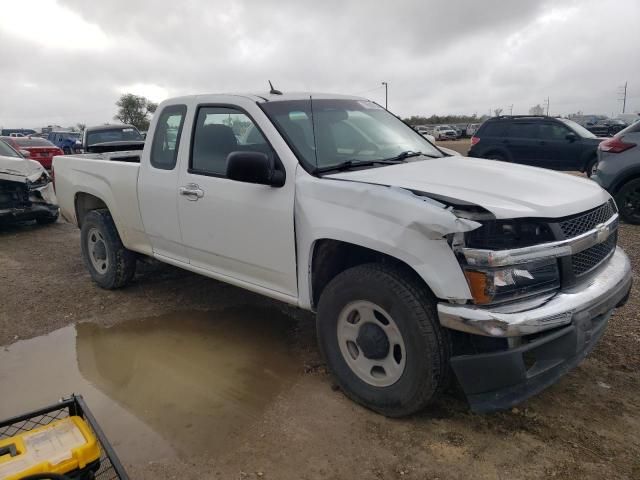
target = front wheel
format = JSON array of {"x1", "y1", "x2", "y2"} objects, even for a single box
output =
[
  {"x1": 80, "y1": 209, "x2": 136, "y2": 289},
  {"x1": 615, "y1": 178, "x2": 640, "y2": 224},
  {"x1": 316, "y1": 263, "x2": 450, "y2": 417}
]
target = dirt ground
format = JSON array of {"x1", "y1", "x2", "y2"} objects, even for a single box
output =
[{"x1": 1, "y1": 198, "x2": 639, "y2": 478}]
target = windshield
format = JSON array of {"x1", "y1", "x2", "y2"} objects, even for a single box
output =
[
  {"x1": 558, "y1": 118, "x2": 596, "y2": 138},
  {"x1": 261, "y1": 98, "x2": 442, "y2": 172},
  {"x1": 0, "y1": 139, "x2": 21, "y2": 158},
  {"x1": 86, "y1": 127, "x2": 143, "y2": 146}
]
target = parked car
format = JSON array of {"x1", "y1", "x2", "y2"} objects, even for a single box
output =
[
  {"x1": 0, "y1": 139, "x2": 58, "y2": 224},
  {"x1": 48, "y1": 131, "x2": 83, "y2": 154},
  {"x1": 591, "y1": 121, "x2": 640, "y2": 223},
  {"x1": 0, "y1": 136, "x2": 63, "y2": 170},
  {"x1": 82, "y1": 124, "x2": 145, "y2": 153},
  {"x1": 53, "y1": 92, "x2": 631, "y2": 416},
  {"x1": 469, "y1": 115, "x2": 603, "y2": 174},
  {"x1": 585, "y1": 119, "x2": 627, "y2": 137},
  {"x1": 433, "y1": 125, "x2": 457, "y2": 140},
  {"x1": 465, "y1": 123, "x2": 480, "y2": 137}
]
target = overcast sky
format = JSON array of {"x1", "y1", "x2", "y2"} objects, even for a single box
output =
[{"x1": 0, "y1": 0, "x2": 638, "y2": 128}]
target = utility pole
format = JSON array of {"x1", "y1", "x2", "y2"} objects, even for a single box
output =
[
  {"x1": 509, "y1": 104, "x2": 514, "y2": 115},
  {"x1": 619, "y1": 81, "x2": 628, "y2": 114},
  {"x1": 381, "y1": 82, "x2": 388, "y2": 109},
  {"x1": 544, "y1": 97, "x2": 550, "y2": 116}
]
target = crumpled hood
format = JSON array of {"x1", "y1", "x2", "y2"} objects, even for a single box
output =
[
  {"x1": 0, "y1": 154, "x2": 46, "y2": 183},
  {"x1": 327, "y1": 156, "x2": 611, "y2": 219}
]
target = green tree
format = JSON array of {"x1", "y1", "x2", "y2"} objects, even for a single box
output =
[{"x1": 114, "y1": 94, "x2": 158, "y2": 131}]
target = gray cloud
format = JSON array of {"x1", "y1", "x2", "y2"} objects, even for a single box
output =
[{"x1": 0, "y1": 0, "x2": 638, "y2": 128}]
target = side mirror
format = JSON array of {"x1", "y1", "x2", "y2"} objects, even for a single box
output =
[
  {"x1": 19, "y1": 149, "x2": 31, "y2": 158},
  {"x1": 226, "y1": 151, "x2": 285, "y2": 187},
  {"x1": 566, "y1": 132, "x2": 577, "y2": 142}
]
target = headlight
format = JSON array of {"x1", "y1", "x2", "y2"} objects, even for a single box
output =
[
  {"x1": 463, "y1": 258, "x2": 560, "y2": 305},
  {"x1": 464, "y1": 219, "x2": 554, "y2": 250}
]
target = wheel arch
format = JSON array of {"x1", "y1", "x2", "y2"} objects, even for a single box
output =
[
  {"x1": 309, "y1": 239, "x2": 435, "y2": 310},
  {"x1": 74, "y1": 192, "x2": 109, "y2": 228}
]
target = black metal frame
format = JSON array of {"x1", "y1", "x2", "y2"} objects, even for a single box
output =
[{"x1": 0, "y1": 394, "x2": 129, "y2": 480}]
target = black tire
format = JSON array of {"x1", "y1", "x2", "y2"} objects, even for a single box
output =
[
  {"x1": 62, "y1": 146, "x2": 72, "y2": 154},
  {"x1": 485, "y1": 152, "x2": 507, "y2": 162},
  {"x1": 80, "y1": 209, "x2": 136, "y2": 289},
  {"x1": 615, "y1": 178, "x2": 640, "y2": 224},
  {"x1": 36, "y1": 210, "x2": 59, "y2": 225},
  {"x1": 585, "y1": 156, "x2": 598, "y2": 177},
  {"x1": 316, "y1": 263, "x2": 450, "y2": 417}
]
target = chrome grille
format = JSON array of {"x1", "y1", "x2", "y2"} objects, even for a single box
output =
[
  {"x1": 559, "y1": 201, "x2": 616, "y2": 238},
  {"x1": 571, "y1": 231, "x2": 617, "y2": 277}
]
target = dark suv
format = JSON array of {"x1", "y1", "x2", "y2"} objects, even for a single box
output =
[{"x1": 469, "y1": 116, "x2": 603, "y2": 173}]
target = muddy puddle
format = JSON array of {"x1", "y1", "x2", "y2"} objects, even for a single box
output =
[{"x1": 0, "y1": 307, "x2": 300, "y2": 463}]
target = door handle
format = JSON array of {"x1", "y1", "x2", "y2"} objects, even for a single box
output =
[{"x1": 179, "y1": 183, "x2": 204, "y2": 201}]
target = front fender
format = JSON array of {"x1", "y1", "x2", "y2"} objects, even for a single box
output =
[{"x1": 294, "y1": 171, "x2": 477, "y2": 309}]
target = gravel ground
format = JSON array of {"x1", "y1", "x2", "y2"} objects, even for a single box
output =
[{"x1": 1, "y1": 203, "x2": 639, "y2": 479}]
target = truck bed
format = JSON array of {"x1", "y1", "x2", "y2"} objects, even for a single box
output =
[{"x1": 52, "y1": 154, "x2": 152, "y2": 255}]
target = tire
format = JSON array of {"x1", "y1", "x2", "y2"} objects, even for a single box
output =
[
  {"x1": 585, "y1": 156, "x2": 598, "y2": 177},
  {"x1": 80, "y1": 209, "x2": 136, "y2": 289},
  {"x1": 615, "y1": 178, "x2": 640, "y2": 224},
  {"x1": 316, "y1": 263, "x2": 450, "y2": 417},
  {"x1": 62, "y1": 146, "x2": 71, "y2": 155},
  {"x1": 485, "y1": 152, "x2": 507, "y2": 162},
  {"x1": 36, "y1": 210, "x2": 59, "y2": 225}
]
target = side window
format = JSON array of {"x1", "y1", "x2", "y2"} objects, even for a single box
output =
[
  {"x1": 150, "y1": 104, "x2": 187, "y2": 170},
  {"x1": 191, "y1": 106, "x2": 272, "y2": 176},
  {"x1": 507, "y1": 122, "x2": 538, "y2": 139},
  {"x1": 539, "y1": 123, "x2": 570, "y2": 140},
  {"x1": 479, "y1": 122, "x2": 507, "y2": 137}
]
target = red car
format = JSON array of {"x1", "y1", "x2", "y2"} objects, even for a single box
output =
[{"x1": 0, "y1": 136, "x2": 63, "y2": 169}]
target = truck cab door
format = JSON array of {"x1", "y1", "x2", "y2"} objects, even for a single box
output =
[
  {"x1": 176, "y1": 102, "x2": 297, "y2": 299},
  {"x1": 138, "y1": 103, "x2": 190, "y2": 263}
]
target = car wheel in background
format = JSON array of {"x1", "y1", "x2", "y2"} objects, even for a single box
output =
[
  {"x1": 62, "y1": 146, "x2": 72, "y2": 154},
  {"x1": 615, "y1": 178, "x2": 640, "y2": 224},
  {"x1": 585, "y1": 157, "x2": 598, "y2": 177},
  {"x1": 485, "y1": 152, "x2": 508, "y2": 162},
  {"x1": 316, "y1": 263, "x2": 451, "y2": 417},
  {"x1": 80, "y1": 209, "x2": 137, "y2": 289}
]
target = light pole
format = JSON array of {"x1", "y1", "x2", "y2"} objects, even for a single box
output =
[{"x1": 381, "y1": 82, "x2": 388, "y2": 109}]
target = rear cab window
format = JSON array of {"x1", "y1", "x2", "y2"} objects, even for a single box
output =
[{"x1": 150, "y1": 104, "x2": 187, "y2": 170}]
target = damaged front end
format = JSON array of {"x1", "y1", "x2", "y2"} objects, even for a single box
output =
[{"x1": 0, "y1": 167, "x2": 59, "y2": 224}]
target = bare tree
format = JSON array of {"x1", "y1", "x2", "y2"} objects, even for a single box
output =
[
  {"x1": 493, "y1": 108, "x2": 503, "y2": 117},
  {"x1": 529, "y1": 104, "x2": 544, "y2": 115}
]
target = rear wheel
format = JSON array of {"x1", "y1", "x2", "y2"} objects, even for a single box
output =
[
  {"x1": 80, "y1": 209, "x2": 136, "y2": 289},
  {"x1": 585, "y1": 156, "x2": 598, "y2": 177},
  {"x1": 485, "y1": 152, "x2": 507, "y2": 162},
  {"x1": 615, "y1": 178, "x2": 640, "y2": 224},
  {"x1": 316, "y1": 263, "x2": 450, "y2": 417}
]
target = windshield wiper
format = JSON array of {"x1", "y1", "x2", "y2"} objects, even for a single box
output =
[
  {"x1": 314, "y1": 158, "x2": 405, "y2": 174},
  {"x1": 383, "y1": 150, "x2": 424, "y2": 161}
]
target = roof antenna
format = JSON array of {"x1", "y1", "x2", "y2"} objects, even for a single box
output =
[{"x1": 269, "y1": 80, "x2": 282, "y2": 95}]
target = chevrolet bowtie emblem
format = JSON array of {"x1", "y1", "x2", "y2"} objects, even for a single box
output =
[{"x1": 595, "y1": 223, "x2": 609, "y2": 243}]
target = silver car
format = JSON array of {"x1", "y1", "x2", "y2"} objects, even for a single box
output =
[{"x1": 592, "y1": 120, "x2": 640, "y2": 223}]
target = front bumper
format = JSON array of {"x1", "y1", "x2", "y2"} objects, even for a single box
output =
[
  {"x1": 0, "y1": 203, "x2": 58, "y2": 223},
  {"x1": 438, "y1": 247, "x2": 631, "y2": 337},
  {"x1": 438, "y1": 247, "x2": 632, "y2": 413}
]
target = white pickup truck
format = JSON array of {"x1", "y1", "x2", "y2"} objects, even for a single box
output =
[{"x1": 54, "y1": 92, "x2": 632, "y2": 416}]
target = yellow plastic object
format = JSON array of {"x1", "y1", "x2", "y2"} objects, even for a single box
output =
[{"x1": 0, "y1": 416, "x2": 100, "y2": 480}]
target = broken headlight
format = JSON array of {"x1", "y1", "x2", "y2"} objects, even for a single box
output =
[
  {"x1": 463, "y1": 258, "x2": 560, "y2": 305},
  {"x1": 27, "y1": 172, "x2": 50, "y2": 190},
  {"x1": 464, "y1": 219, "x2": 554, "y2": 250}
]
